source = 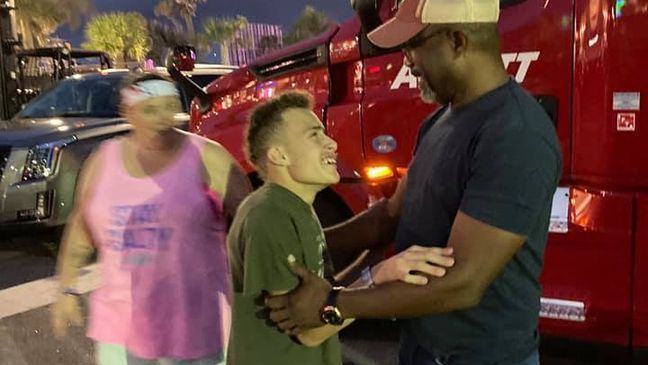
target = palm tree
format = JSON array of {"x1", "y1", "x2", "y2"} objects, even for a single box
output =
[
  {"x1": 83, "y1": 12, "x2": 152, "y2": 66},
  {"x1": 148, "y1": 20, "x2": 193, "y2": 66},
  {"x1": 154, "y1": 0, "x2": 206, "y2": 37},
  {"x1": 154, "y1": 0, "x2": 183, "y2": 32},
  {"x1": 284, "y1": 6, "x2": 333, "y2": 46},
  {"x1": 15, "y1": 0, "x2": 92, "y2": 48},
  {"x1": 201, "y1": 16, "x2": 248, "y2": 65}
]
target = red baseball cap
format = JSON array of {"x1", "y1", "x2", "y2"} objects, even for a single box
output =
[{"x1": 368, "y1": 0, "x2": 500, "y2": 49}]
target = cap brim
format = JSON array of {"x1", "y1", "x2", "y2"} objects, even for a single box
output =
[{"x1": 367, "y1": 18, "x2": 427, "y2": 49}]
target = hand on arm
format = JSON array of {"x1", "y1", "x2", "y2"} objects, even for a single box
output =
[
  {"x1": 269, "y1": 266, "x2": 354, "y2": 348},
  {"x1": 241, "y1": 208, "x2": 351, "y2": 345},
  {"x1": 336, "y1": 211, "x2": 526, "y2": 319},
  {"x1": 267, "y1": 243, "x2": 456, "y2": 334},
  {"x1": 341, "y1": 245, "x2": 454, "y2": 288},
  {"x1": 267, "y1": 256, "x2": 353, "y2": 342},
  {"x1": 266, "y1": 211, "x2": 525, "y2": 330},
  {"x1": 371, "y1": 245, "x2": 454, "y2": 286}
]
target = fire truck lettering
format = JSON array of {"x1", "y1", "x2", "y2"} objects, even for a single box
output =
[
  {"x1": 390, "y1": 51, "x2": 540, "y2": 90},
  {"x1": 501, "y1": 53, "x2": 518, "y2": 69},
  {"x1": 390, "y1": 65, "x2": 418, "y2": 90},
  {"x1": 514, "y1": 51, "x2": 540, "y2": 83}
]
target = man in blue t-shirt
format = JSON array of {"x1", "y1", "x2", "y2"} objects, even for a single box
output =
[{"x1": 265, "y1": 1, "x2": 562, "y2": 365}]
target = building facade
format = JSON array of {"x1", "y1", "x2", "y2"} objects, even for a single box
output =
[{"x1": 228, "y1": 23, "x2": 283, "y2": 66}]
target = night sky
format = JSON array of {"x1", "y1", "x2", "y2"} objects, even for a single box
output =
[{"x1": 57, "y1": 0, "x2": 355, "y2": 47}]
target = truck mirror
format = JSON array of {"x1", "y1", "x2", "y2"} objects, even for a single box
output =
[
  {"x1": 166, "y1": 64, "x2": 211, "y2": 116},
  {"x1": 353, "y1": 0, "x2": 383, "y2": 34},
  {"x1": 172, "y1": 45, "x2": 196, "y2": 71},
  {"x1": 355, "y1": 0, "x2": 399, "y2": 56}
]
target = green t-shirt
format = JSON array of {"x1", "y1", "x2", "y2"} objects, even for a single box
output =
[{"x1": 227, "y1": 183, "x2": 341, "y2": 365}]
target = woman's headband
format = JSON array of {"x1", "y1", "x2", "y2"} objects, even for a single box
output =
[{"x1": 121, "y1": 79, "x2": 179, "y2": 106}]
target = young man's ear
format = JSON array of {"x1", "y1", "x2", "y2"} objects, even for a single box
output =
[{"x1": 267, "y1": 147, "x2": 289, "y2": 167}]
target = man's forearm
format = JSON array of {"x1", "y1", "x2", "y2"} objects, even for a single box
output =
[
  {"x1": 333, "y1": 246, "x2": 389, "y2": 286},
  {"x1": 337, "y1": 276, "x2": 479, "y2": 319},
  {"x1": 324, "y1": 199, "x2": 399, "y2": 259}
]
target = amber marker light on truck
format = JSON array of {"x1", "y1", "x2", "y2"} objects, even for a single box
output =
[{"x1": 364, "y1": 165, "x2": 395, "y2": 181}]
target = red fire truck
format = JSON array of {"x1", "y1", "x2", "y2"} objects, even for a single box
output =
[{"x1": 189, "y1": 0, "x2": 648, "y2": 356}]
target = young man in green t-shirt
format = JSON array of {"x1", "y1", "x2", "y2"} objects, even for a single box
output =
[{"x1": 226, "y1": 91, "x2": 454, "y2": 365}]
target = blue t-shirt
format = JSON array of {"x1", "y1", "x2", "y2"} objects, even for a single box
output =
[{"x1": 395, "y1": 79, "x2": 562, "y2": 365}]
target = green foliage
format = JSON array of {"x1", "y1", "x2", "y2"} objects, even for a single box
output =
[
  {"x1": 201, "y1": 16, "x2": 249, "y2": 45},
  {"x1": 15, "y1": 0, "x2": 92, "y2": 47},
  {"x1": 148, "y1": 20, "x2": 192, "y2": 65},
  {"x1": 83, "y1": 12, "x2": 152, "y2": 63},
  {"x1": 154, "y1": 0, "x2": 207, "y2": 35},
  {"x1": 283, "y1": 6, "x2": 333, "y2": 46},
  {"x1": 201, "y1": 16, "x2": 249, "y2": 64}
]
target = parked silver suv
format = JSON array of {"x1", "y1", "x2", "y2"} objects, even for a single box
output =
[{"x1": 0, "y1": 65, "x2": 233, "y2": 235}]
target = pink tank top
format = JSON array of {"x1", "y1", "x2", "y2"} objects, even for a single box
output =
[{"x1": 84, "y1": 135, "x2": 230, "y2": 359}]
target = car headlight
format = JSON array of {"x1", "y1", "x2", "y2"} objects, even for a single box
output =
[{"x1": 22, "y1": 136, "x2": 77, "y2": 182}]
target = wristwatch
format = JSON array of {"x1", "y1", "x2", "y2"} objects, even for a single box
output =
[{"x1": 320, "y1": 286, "x2": 345, "y2": 326}]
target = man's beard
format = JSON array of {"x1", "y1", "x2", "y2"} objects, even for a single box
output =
[
  {"x1": 419, "y1": 78, "x2": 438, "y2": 104},
  {"x1": 418, "y1": 74, "x2": 457, "y2": 106}
]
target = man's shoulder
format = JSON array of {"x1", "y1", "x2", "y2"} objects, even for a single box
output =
[
  {"x1": 505, "y1": 82, "x2": 555, "y2": 130},
  {"x1": 480, "y1": 83, "x2": 558, "y2": 145},
  {"x1": 467, "y1": 84, "x2": 561, "y2": 178},
  {"x1": 238, "y1": 188, "x2": 289, "y2": 223},
  {"x1": 228, "y1": 189, "x2": 301, "y2": 259}
]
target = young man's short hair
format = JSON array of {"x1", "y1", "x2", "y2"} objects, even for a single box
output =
[{"x1": 246, "y1": 90, "x2": 314, "y2": 175}]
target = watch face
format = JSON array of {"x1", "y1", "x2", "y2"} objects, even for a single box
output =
[{"x1": 321, "y1": 306, "x2": 344, "y2": 326}]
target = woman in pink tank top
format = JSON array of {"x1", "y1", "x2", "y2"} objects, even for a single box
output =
[{"x1": 51, "y1": 73, "x2": 252, "y2": 365}]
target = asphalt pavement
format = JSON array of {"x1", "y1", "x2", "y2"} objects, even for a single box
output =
[{"x1": 0, "y1": 234, "x2": 634, "y2": 365}]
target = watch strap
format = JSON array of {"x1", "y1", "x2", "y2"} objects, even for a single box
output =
[{"x1": 326, "y1": 286, "x2": 344, "y2": 307}]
